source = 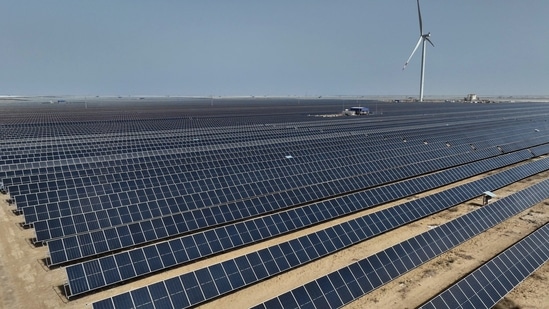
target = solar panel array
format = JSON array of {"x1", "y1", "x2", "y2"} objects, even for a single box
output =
[
  {"x1": 32, "y1": 131, "x2": 549, "y2": 268},
  {"x1": 420, "y1": 223, "x2": 549, "y2": 309},
  {"x1": 3, "y1": 100, "x2": 549, "y2": 307},
  {"x1": 55, "y1": 149, "x2": 533, "y2": 268},
  {"x1": 65, "y1": 152, "x2": 542, "y2": 296},
  {"x1": 92, "y1": 166, "x2": 549, "y2": 309},
  {"x1": 19, "y1": 132, "x2": 515, "y2": 230},
  {"x1": 251, "y1": 179, "x2": 549, "y2": 309}
]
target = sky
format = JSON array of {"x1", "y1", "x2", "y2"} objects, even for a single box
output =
[{"x1": 1, "y1": 1, "x2": 548, "y2": 97}]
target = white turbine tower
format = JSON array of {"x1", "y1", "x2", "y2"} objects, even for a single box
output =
[{"x1": 402, "y1": 0, "x2": 434, "y2": 102}]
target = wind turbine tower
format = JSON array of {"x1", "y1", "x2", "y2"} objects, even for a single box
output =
[{"x1": 402, "y1": 0, "x2": 434, "y2": 102}]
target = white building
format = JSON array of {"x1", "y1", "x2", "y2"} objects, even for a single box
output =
[{"x1": 465, "y1": 94, "x2": 478, "y2": 101}]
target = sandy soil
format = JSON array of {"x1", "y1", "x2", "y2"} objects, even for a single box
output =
[{"x1": 0, "y1": 160, "x2": 548, "y2": 309}]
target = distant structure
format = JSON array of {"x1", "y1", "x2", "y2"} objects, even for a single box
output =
[
  {"x1": 343, "y1": 107, "x2": 370, "y2": 116},
  {"x1": 465, "y1": 94, "x2": 478, "y2": 102}
]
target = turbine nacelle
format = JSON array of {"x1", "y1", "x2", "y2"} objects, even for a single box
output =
[{"x1": 422, "y1": 33, "x2": 434, "y2": 47}]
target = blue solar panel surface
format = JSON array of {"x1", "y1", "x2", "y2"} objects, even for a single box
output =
[
  {"x1": 48, "y1": 149, "x2": 536, "y2": 266},
  {"x1": 420, "y1": 223, "x2": 549, "y2": 309},
  {"x1": 3, "y1": 99, "x2": 549, "y2": 308},
  {"x1": 66, "y1": 155, "x2": 548, "y2": 296},
  {"x1": 93, "y1": 171, "x2": 549, "y2": 308},
  {"x1": 251, "y1": 179, "x2": 549, "y2": 309}
]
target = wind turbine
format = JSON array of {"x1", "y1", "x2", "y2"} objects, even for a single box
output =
[{"x1": 402, "y1": 0, "x2": 434, "y2": 102}]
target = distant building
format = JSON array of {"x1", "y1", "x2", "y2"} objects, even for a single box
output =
[
  {"x1": 465, "y1": 94, "x2": 478, "y2": 101},
  {"x1": 344, "y1": 107, "x2": 370, "y2": 115}
]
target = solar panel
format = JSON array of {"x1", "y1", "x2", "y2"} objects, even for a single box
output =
[
  {"x1": 1, "y1": 128, "x2": 327, "y2": 173},
  {"x1": 17, "y1": 133, "x2": 487, "y2": 213},
  {"x1": 12, "y1": 142, "x2": 416, "y2": 207},
  {"x1": 420, "y1": 223, "x2": 549, "y2": 309},
  {"x1": 37, "y1": 143, "x2": 530, "y2": 245},
  {"x1": 251, "y1": 179, "x2": 549, "y2": 309},
  {"x1": 3, "y1": 100, "x2": 549, "y2": 308},
  {"x1": 5, "y1": 114, "x2": 531, "y2": 185},
  {"x1": 91, "y1": 170, "x2": 549, "y2": 308},
  {"x1": 56, "y1": 151, "x2": 538, "y2": 268}
]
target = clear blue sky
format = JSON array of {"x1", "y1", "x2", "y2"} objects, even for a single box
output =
[{"x1": 1, "y1": 1, "x2": 548, "y2": 97}]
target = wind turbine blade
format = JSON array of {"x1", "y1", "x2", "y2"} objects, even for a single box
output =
[
  {"x1": 417, "y1": 0, "x2": 423, "y2": 35},
  {"x1": 403, "y1": 36, "x2": 423, "y2": 70},
  {"x1": 426, "y1": 37, "x2": 434, "y2": 47}
]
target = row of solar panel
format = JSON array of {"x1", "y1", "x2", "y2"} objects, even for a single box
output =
[
  {"x1": 3, "y1": 122, "x2": 544, "y2": 207},
  {"x1": 20, "y1": 142, "x2": 487, "y2": 223},
  {"x1": 37, "y1": 145, "x2": 509, "y2": 244},
  {"x1": 65, "y1": 156, "x2": 548, "y2": 295},
  {"x1": 6, "y1": 119, "x2": 512, "y2": 193},
  {"x1": 3, "y1": 118, "x2": 374, "y2": 147},
  {"x1": 50, "y1": 150, "x2": 533, "y2": 266},
  {"x1": 6, "y1": 142, "x2": 540, "y2": 226},
  {"x1": 3, "y1": 118, "x2": 331, "y2": 142},
  {"x1": 0, "y1": 123, "x2": 436, "y2": 155},
  {"x1": 6, "y1": 116, "x2": 483, "y2": 151},
  {"x1": 0, "y1": 120, "x2": 367, "y2": 149},
  {"x1": 2, "y1": 111, "x2": 544, "y2": 173},
  {"x1": 12, "y1": 116, "x2": 548, "y2": 184},
  {"x1": 2, "y1": 134, "x2": 368, "y2": 186},
  {"x1": 0, "y1": 118, "x2": 357, "y2": 140},
  {"x1": 366, "y1": 119, "x2": 546, "y2": 144},
  {"x1": 36, "y1": 146, "x2": 536, "y2": 249},
  {"x1": 92, "y1": 172, "x2": 549, "y2": 309},
  {"x1": 250, "y1": 179, "x2": 549, "y2": 309},
  {"x1": 15, "y1": 138, "x2": 474, "y2": 209},
  {"x1": 420, "y1": 223, "x2": 549, "y2": 309},
  {"x1": 0, "y1": 128, "x2": 213, "y2": 150},
  {"x1": 7, "y1": 116, "x2": 432, "y2": 162},
  {"x1": 16, "y1": 160, "x2": 361, "y2": 210},
  {"x1": 35, "y1": 138, "x2": 544, "y2": 242},
  {"x1": 3, "y1": 117, "x2": 542, "y2": 165},
  {"x1": 1, "y1": 126, "x2": 371, "y2": 172},
  {"x1": 2, "y1": 104, "x2": 544, "y2": 140},
  {"x1": 2, "y1": 109, "x2": 544, "y2": 155},
  {"x1": 0, "y1": 123, "x2": 316, "y2": 155},
  {"x1": 7, "y1": 131, "x2": 548, "y2": 225},
  {"x1": 65, "y1": 153, "x2": 520, "y2": 293},
  {"x1": 9, "y1": 132, "x2": 477, "y2": 194},
  {"x1": 1, "y1": 125, "x2": 380, "y2": 164},
  {"x1": 1, "y1": 124, "x2": 439, "y2": 177},
  {"x1": 12, "y1": 144, "x2": 498, "y2": 217}
]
